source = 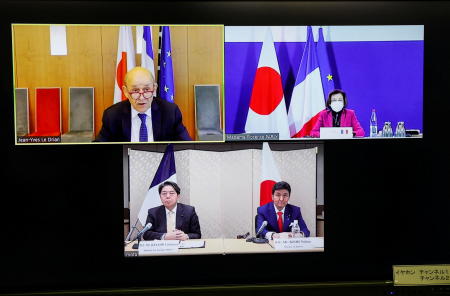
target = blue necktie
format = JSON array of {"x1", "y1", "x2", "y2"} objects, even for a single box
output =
[{"x1": 138, "y1": 113, "x2": 148, "y2": 142}]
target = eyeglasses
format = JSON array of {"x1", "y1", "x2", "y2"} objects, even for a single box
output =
[
  {"x1": 161, "y1": 191, "x2": 177, "y2": 196},
  {"x1": 273, "y1": 194, "x2": 289, "y2": 200},
  {"x1": 331, "y1": 98, "x2": 344, "y2": 102},
  {"x1": 127, "y1": 86, "x2": 156, "y2": 100}
]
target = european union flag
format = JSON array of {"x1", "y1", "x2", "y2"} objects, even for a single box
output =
[
  {"x1": 158, "y1": 26, "x2": 175, "y2": 103},
  {"x1": 316, "y1": 27, "x2": 335, "y2": 99}
]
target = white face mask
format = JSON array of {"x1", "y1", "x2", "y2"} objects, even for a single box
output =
[{"x1": 330, "y1": 101, "x2": 344, "y2": 112}]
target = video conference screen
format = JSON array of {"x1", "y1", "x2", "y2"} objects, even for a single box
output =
[
  {"x1": 10, "y1": 23, "x2": 423, "y2": 257},
  {"x1": 3, "y1": 1, "x2": 450, "y2": 292},
  {"x1": 12, "y1": 24, "x2": 423, "y2": 144},
  {"x1": 124, "y1": 143, "x2": 324, "y2": 256},
  {"x1": 12, "y1": 24, "x2": 225, "y2": 144}
]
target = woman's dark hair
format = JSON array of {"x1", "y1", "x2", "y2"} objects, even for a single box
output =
[
  {"x1": 326, "y1": 89, "x2": 348, "y2": 109},
  {"x1": 272, "y1": 181, "x2": 291, "y2": 195},
  {"x1": 158, "y1": 181, "x2": 181, "y2": 195}
]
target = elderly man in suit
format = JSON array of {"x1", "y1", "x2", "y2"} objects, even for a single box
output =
[
  {"x1": 95, "y1": 67, "x2": 192, "y2": 142},
  {"x1": 256, "y1": 181, "x2": 310, "y2": 240},
  {"x1": 143, "y1": 181, "x2": 201, "y2": 241}
]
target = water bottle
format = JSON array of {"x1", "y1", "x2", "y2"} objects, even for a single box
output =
[
  {"x1": 370, "y1": 109, "x2": 378, "y2": 137},
  {"x1": 290, "y1": 220, "x2": 302, "y2": 238}
]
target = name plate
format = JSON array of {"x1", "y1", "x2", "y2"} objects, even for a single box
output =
[
  {"x1": 272, "y1": 237, "x2": 324, "y2": 250},
  {"x1": 138, "y1": 240, "x2": 179, "y2": 255}
]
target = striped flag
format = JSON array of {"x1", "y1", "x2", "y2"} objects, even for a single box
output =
[
  {"x1": 245, "y1": 27, "x2": 290, "y2": 140},
  {"x1": 158, "y1": 26, "x2": 175, "y2": 102},
  {"x1": 114, "y1": 26, "x2": 136, "y2": 104},
  {"x1": 260, "y1": 142, "x2": 281, "y2": 206},
  {"x1": 288, "y1": 26, "x2": 326, "y2": 138},
  {"x1": 137, "y1": 144, "x2": 177, "y2": 225},
  {"x1": 316, "y1": 27, "x2": 336, "y2": 99},
  {"x1": 141, "y1": 26, "x2": 156, "y2": 79}
]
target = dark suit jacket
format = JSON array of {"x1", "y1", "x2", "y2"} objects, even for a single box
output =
[
  {"x1": 256, "y1": 202, "x2": 310, "y2": 238},
  {"x1": 142, "y1": 203, "x2": 201, "y2": 240},
  {"x1": 95, "y1": 98, "x2": 192, "y2": 142}
]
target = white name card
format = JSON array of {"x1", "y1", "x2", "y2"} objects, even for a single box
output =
[
  {"x1": 272, "y1": 237, "x2": 324, "y2": 250},
  {"x1": 138, "y1": 240, "x2": 179, "y2": 255}
]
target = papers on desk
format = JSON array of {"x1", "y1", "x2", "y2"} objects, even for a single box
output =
[{"x1": 179, "y1": 240, "x2": 205, "y2": 249}]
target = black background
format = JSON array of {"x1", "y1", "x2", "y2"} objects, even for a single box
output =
[{"x1": 1, "y1": 0, "x2": 449, "y2": 293}]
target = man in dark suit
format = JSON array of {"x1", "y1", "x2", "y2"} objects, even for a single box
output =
[
  {"x1": 143, "y1": 181, "x2": 201, "y2": 241},
  {"x1": 95, "y1": 67, "x2": 192, "y2": 142},
  {"x1": 256, "y1": 181, "x2": 310, "y2": 239}
]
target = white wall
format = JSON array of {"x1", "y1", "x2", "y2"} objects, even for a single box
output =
[{"x1": 225, "y1": 25, "x2": 424, "y2": 42}]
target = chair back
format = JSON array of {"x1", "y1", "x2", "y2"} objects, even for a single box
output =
[
  {"x1": 15, "y1": 88, "x2": 29, "y2": 136},
  {"x1": 69, "y1": 87, "x2": 94, "y2": 132},
  {"x1": 194, "y1": 85, "x2": 222, "y2": 139}
]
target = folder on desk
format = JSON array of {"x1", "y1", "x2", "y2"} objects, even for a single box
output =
[{"x1": 179, "y1": 240, "x2": 206, "y2": 249}]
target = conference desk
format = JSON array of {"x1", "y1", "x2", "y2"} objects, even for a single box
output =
[{"x1": 124, "y1": 238, "x2": 324, "y2": 256}]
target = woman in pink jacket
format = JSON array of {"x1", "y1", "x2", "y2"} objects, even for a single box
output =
[{"x1": 310, "y1": 89, "x2": 365, "y2": 138}]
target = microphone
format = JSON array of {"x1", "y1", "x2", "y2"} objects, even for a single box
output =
[
  {"x1": 255, "y1": 221, "x2": 268, "y2": 237},
  {"x1": 246, "y1": 221, "x2": 269, "y2": 244},
  {"x1": 135, "y1": 223, "x2": 152, "y2": 239},
  {"x1": 131, "y1": 223, "x2": 152, "y2": 250}
]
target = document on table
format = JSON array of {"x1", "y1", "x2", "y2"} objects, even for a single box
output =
[{"x1": 179, "y1": 240, "x2": 206, "y2": 249}]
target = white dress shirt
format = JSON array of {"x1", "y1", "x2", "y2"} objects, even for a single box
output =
[
  {"x1": 265, "y1": 205, "x2": 286, "y2": 240},
  {"x1": 130, "y1": 107, "x2": 154, "y2": 142}
]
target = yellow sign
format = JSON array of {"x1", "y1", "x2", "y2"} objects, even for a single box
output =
[{"x1": 393, "y1": 265, "x2": 450, "y2": 286}]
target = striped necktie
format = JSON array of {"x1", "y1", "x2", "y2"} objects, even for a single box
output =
[{"x1": 137, "y1": 113, "x2": 148, "y2": 142}]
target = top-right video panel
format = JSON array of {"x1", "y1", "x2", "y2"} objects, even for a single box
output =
[{"x1": 224, "y1": 25, "x2": 424, "y2": 141}]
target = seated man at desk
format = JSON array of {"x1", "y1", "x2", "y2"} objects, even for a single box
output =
[
  {"x1": 95, "y1": 67, "x2": 192, "y2": 142},
  {"x1": 143, "y1": 181, "x2": 201, "y2": 241},
  {"x1": 256, "y1": 181, "x2": 310, "y2": 239}
]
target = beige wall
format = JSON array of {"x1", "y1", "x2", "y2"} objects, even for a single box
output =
[{"x1": 13, "y1": 24, "x2": 224, "y2": 140}]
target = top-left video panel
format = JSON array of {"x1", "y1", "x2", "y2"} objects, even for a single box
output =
[{"x1": 12, "y1": 24, "x2": 225, "y2": 145}]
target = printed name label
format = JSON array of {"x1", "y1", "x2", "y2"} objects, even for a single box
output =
[
  {"x1": 272, "y1": 237, "x2": 324, "y2": 250},
  {"x1": 138, "y1": 240, "x2": 179, "y2": 255}
]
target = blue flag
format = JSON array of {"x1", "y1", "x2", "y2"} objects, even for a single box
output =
[
  {"x1": 316, "y1": 27, "x2": 335, "y2": 99},
  {"x1": 159, "y1": 26, "x2": 175, "y2": 103},
  {"x1": 138, "y1": 144, "x2": 177, "y2": 224},
  {"x1": 149, "y1": 144, "x2": 176, "y2": 188}
]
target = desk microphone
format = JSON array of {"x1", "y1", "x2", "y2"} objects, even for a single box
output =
[
  {"x1": 255, "y1": 221, "x2": 268, "y2": 237},
  {"x1": 135, "y1": 223, "x2": 152, "y2": 239},
  {"x1": 132, "y1": 223, "x2": 152, "y2": 249},
  {"x1": 247, "y1": 221, "x2": 269, "y2": 244}
]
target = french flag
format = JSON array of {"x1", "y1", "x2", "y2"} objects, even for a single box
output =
[
  {"x1": 141, "y1": 26, "x2": 156, "y2": 80},
  {"x1": 288, "y1": 26, "x2": 326, "y2": 138},
  {"x1": 260, "y1": 142, "x2": 281, "y2": 206},
  {"x1": 245, "y1": 27, "x2": 290, "y2": 140},
  {"x1": 114, "y1": 26, "x2": 136, "y2": 104},
  {"x1": 137, "y1": 144, "x2": 177, "y2": 225}
]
